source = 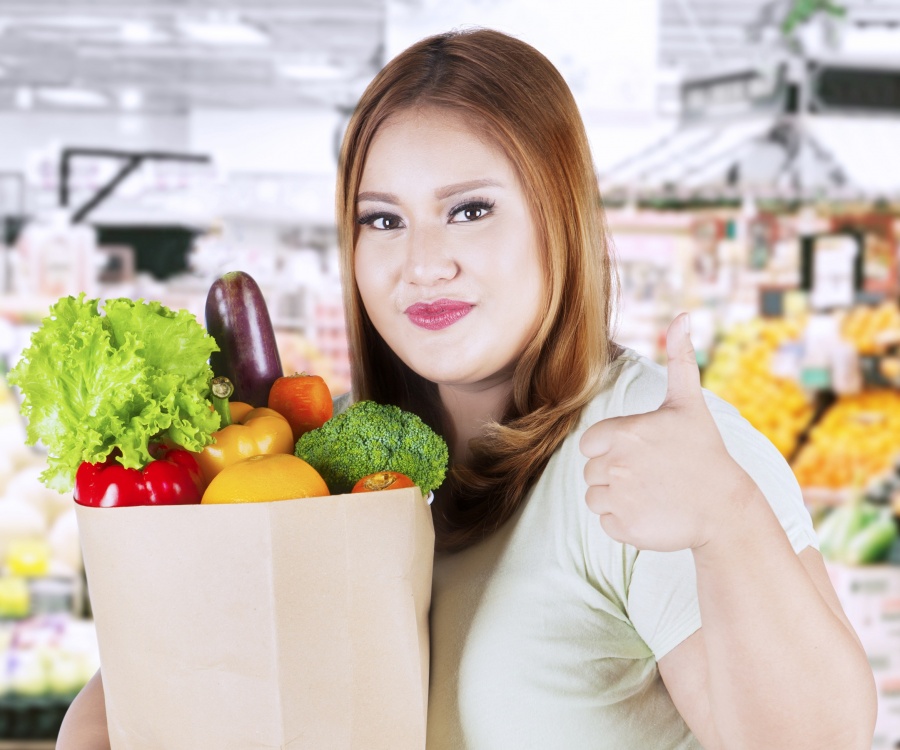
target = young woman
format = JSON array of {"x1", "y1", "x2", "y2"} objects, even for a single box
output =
[
  {"x1": 58, "y1": 28, "x2": 876, "y2": 749},
  {"x1": 337, "y1": 28, "x2": 876, "y2": 749}
]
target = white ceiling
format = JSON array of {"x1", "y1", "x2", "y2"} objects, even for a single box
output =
[
  {"x1": 0, "y1": 0, "x2": 389, "y2": 113},
  {"x1": 660, "y1": 0, "x2": 900, "y2": 73},
  {"x1": 2, "y1": 1, "x2": 900, "y2": 115}
]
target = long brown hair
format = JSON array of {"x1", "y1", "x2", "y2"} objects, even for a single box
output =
[{"x1": 336, "y1": 28, "x2": 618, "y2": 552}]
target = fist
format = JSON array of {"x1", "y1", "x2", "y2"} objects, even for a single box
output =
[{"x1": 579, "y1": 313, "x2": 750, "y2": 552}]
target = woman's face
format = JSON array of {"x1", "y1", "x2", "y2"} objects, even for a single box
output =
[{"x1": 354, "y1": 108, "x2": 546, "y2": 392}]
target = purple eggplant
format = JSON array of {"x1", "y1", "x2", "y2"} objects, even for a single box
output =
[{"x1": 205, "y1": 271, "x2": 283, "y2": 407}]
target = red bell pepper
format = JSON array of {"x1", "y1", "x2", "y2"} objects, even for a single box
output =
[{"x1": 74, "y1": 443, "x2": 205, "y2": 508}]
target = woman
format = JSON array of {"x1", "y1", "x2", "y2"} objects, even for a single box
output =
[
  {"x1": 59, "y1": 28, "x2": 875, "y2": 749},
  {"x1": 338, "y1": 28, "x2": 875, "y2": 749}
]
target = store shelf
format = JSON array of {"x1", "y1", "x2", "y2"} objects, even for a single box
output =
[
  {"x1": 0, "y1": 296, "x2": 58, "y2": 321},
  {"x1": 802, "y1": 488, "x2": 854, "y2": 507}
]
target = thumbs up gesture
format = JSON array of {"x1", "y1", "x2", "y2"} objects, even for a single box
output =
[{"x1": 579, "y1": 313, "x2": 753, "y2": 552}]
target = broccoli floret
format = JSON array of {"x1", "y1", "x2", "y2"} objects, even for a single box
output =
[{"x1": 294, "y1": 400, "x2": 449, "y2": 495}]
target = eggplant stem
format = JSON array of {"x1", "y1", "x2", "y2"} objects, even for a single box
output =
[{"x1": 211, "y1": 376, "x2": 234, "y2": 427}]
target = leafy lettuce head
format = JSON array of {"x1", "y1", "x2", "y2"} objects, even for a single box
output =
[{"x1": 8, "y1": 294, "x2": 221, "y2": 491}]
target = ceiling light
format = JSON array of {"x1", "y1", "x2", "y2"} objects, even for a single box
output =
[
  {"x1": 177, "y1": 19, "x2": 269, "y2": 46},
  {"x1": 279, "y1": 62, "x2": 345, "y2": 81},
  {"x1": 15, "y1": 87, "x2": 33, "y2": 109},
  {"x1": 119, "y1": 88, "x2": 143, "y2": 111},
  {"x1": 121, "y1": 22, "x2": 167, "y2": 44},
  {"x1": 37, "y1": 87, "x2": 108, "y2": 108}
]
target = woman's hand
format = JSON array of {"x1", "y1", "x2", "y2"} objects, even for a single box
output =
[
  {"x1": 580, "y1": 313, "x2": 755, "y2": 552},
  {"x1": 57, "y1": 668, "x2": 110, "y2": 750}
]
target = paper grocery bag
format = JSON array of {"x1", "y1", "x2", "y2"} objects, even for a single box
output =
[{"x1": 75, "y1": 486, "x2": 434, "y2": 750}]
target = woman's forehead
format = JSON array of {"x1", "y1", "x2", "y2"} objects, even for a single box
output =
[
  {"x1": 373, "y1": 107, "x2": 489, "y2": 150},
  {"x1": 359, "y1": 109, "x2": 513, "y2": 191}
]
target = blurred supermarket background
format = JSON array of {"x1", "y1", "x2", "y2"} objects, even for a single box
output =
[{"x1": 2, "y1": 0, "x2": 900, "y2": 746}]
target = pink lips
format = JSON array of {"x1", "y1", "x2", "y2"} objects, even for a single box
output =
[{"x1": 405, "y1": 299, "x2": 473, "y2": 331}]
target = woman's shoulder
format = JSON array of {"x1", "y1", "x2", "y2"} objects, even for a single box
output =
[
  {"x1": 578, "y1": 346, "x2": 674, "y2": 427},
  {"x1": 582, "y1": 345, "x2": 742, "y2": 425}
]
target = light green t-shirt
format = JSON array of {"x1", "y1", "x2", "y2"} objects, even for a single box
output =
[{"x1": 337, "y1": 348, "x2": 819, "y2": 749}]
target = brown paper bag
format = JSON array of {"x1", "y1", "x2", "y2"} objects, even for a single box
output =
[{"x1": 75, "y1": 486, "x2": 434, "y2": 750}]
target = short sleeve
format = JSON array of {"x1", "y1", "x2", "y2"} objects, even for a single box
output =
[
  {"x1": 627, "y1": 549, "x2": 702, "y2": 660},
  {"x1": 706, "y1": 392, "x2": 819, "y2": 556},
  {"x1": 625, "y1": 388, "x2": 819, "y2": 661}
]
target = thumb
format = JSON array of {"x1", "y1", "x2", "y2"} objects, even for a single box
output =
[{"x1": 664, "y1": 313, "x2": 702, "y2": 405}]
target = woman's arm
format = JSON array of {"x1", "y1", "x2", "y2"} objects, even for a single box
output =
[
  {"x1": 580, "y1": 315, "x2": 876, "y2": 748},
  {"x1": 57, "y1": 668, "x2": 111, "y2": 750},
  {"x1": 658, "y1": 490, "x2": 876, "y2": 750}
]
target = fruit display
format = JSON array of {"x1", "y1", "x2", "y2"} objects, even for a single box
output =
[
  {"x1": 0, "y1": 617, "x2": 98, "y2": 700},
  {"x1": 792, "y1": 390, "x2": 900, "y2": 489},
  {"x1": 840, "y1": 300, "x2": 900, "y2": 355},
  {"x1": 0, "y1": 616, "x2": 100, "y2": 741},
  {"x1": 273, "y1": 330, "x2": 349, "y2": 399},
  {"x1": 817, "y1": 496, "x2": 898, "y2": 565},
  {"x1": 703, "y1": 317, "x2": 814, "y2": 458}
]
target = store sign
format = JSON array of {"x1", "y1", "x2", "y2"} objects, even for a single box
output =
[
  {"x1": 801, "y1": 233, "x2": 863, "y2": 311},
  {"x1": 831, "y1": 215, "x2": 898, "y2": 299},
  {"x1": 810, "y1": 63, "x2": 900, "y2": 114},
  {"x1": 680, "y1": 64, "x2": 789, "y2": 122}
]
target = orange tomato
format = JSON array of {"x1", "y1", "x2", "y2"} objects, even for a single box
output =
[
  {"x1": 201, "y1": 453, "x2": 329, "y2": 504},
  {"x1": 268, "y1": 373, "x2": 333, "y2": 443},
  {"x1": 351, "y1": 471, "x2": 416, "y2": 493}
]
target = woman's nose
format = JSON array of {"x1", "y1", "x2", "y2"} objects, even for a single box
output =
[{"x1": 401, "y1": 226, "x2": 458, "y2": 285}]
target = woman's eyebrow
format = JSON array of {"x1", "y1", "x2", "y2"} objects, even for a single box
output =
[
  {"x1": 356, "y1": 190, "x2": 398, "y2": 204},
  {"x1": 356, "y1": 179, "x2": 503, "y2": 205},
  {"x1": 434, "y1": 179, "x2": 502, "y2": 200}
]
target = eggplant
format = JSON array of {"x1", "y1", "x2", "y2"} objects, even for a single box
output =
[{"x1": 205, "y1": 271, "x2": 283, "y2": 407}]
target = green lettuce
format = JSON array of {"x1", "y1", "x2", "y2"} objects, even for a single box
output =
[{"x1": 7, "y1": 294, "x2": 221, "y2": 491}]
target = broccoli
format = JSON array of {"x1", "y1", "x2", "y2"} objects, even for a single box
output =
[{"x1": 294, "y1": 400, "x2": 449, "y2": 495}]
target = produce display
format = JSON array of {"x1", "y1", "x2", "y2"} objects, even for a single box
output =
[
  {"x1": 840, "y1": 301, "x2": 900, "y2": 356},
  {"x1": 0, "y1": 617, "x2": 99, "y2": 699},
  {"x1": 703, "y1": 317, "x2": 814, "y2": 458},
  {"x1": 817, "y1": 497, "x2": 898, "y2": 565},
  {"x1": 0, "y1": 616, "x2": 100, "y2": 741},
  {"x1": 792, "y1": 390, "x2": 900, "y2": 490}
]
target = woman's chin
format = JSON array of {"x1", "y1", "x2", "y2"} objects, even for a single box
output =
[{"x1": 405, "y1": 360, "x2": 470, "y2": 385}]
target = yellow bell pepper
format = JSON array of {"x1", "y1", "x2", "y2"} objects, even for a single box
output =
[{"x1": 195, "y1": 400, "x2": 295, "y2": 484}]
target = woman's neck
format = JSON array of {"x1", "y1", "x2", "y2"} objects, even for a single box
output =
[{"x1": 438, "y1": 378, "x2": 512, "y2": 466}]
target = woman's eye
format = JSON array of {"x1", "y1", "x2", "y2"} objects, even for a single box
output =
[
  {"x1": 449, "y1": 200, "x2": 494, "y2": 223},
  {"x1": 358, "y1": 212, "x2": 403, "y2": 230},
  {"x1": 374, "y1": 215, "x2": 401, "y2": 230}
]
